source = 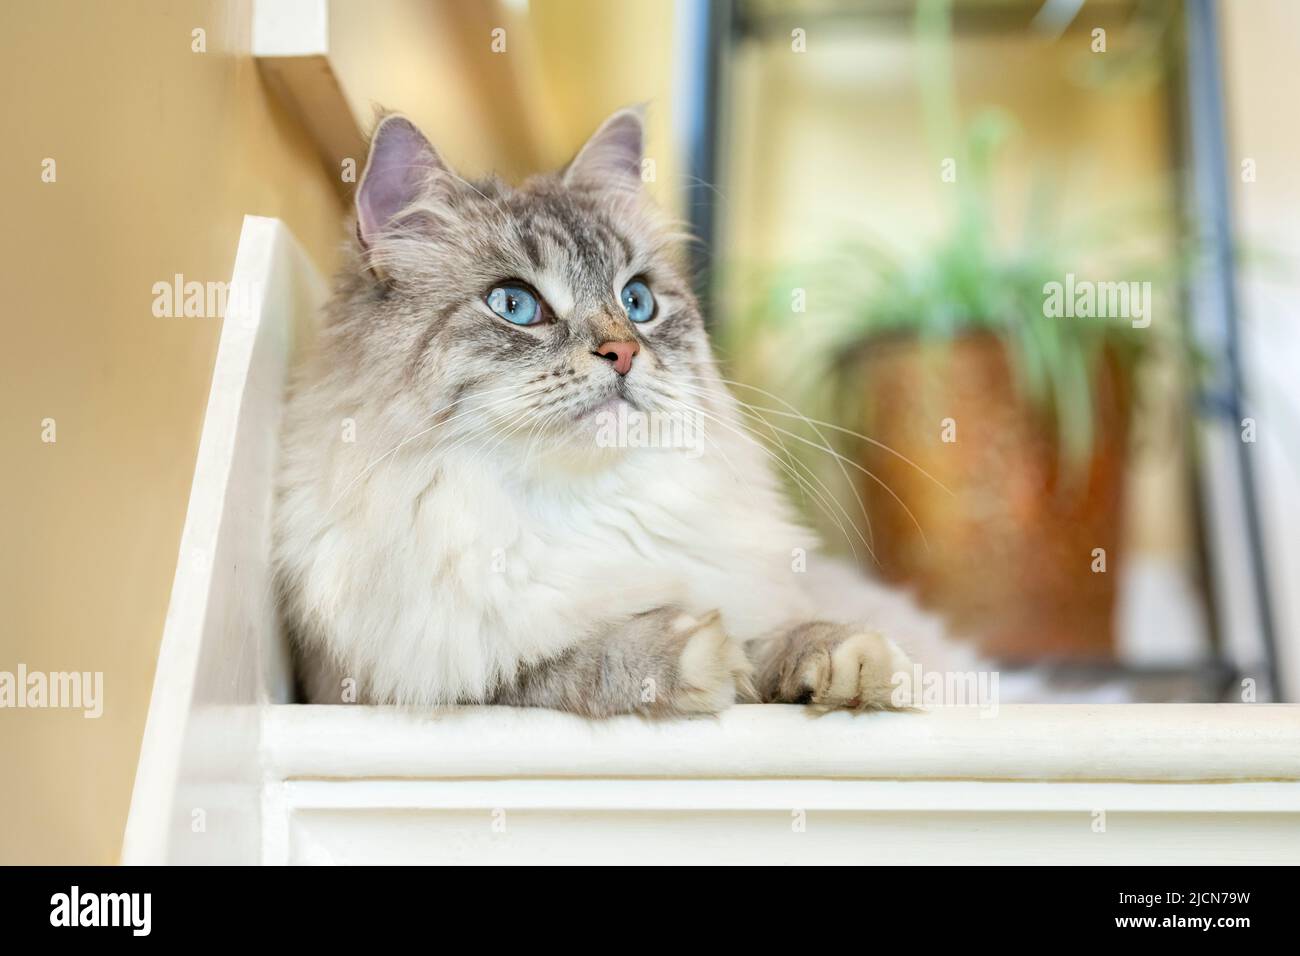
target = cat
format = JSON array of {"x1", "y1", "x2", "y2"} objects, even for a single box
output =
[{"x1": 272, "y1": 108, "x2": 971, "y2": 716}]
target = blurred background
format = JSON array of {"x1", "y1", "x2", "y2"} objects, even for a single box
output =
[{"x1": 2, "y1": 0, "x2": 1297, "y2": 863}]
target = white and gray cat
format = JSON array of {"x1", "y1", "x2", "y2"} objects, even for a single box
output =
[{"x1": 273, "y1": 108, "x2": 969, "y2": 716}]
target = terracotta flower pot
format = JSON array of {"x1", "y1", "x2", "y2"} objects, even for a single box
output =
[{"x1": 853, "y1": 330, "x2": 1131, "y2": 661}]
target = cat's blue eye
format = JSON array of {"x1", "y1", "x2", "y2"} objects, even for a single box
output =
[
  {"x1": 486, "y1": 285, "x2": 541, "y2": 325},
  {"x1": 620, "y1": 280, "x2": 656, "y2": 323}
]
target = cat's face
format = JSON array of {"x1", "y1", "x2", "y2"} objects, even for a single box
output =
[{"x1": 338, "y1": 110, "x2": 715, "y2": 463}]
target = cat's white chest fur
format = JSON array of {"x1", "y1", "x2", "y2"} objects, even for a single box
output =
[{"x1": 286, "y1": 435, "x2": 813, "y2": 705}]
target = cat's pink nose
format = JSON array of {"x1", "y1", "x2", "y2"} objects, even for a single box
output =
[{"x1": 594, "y1": 340, "x2": 639, "y2": 376}]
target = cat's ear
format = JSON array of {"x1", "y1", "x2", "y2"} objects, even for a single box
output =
[
  {"x1": 356, "y1": 114, "x2": 448, "y2": 249},
  {"x1": 563, "y1": 106, "x2": 645, "y2": 192}
]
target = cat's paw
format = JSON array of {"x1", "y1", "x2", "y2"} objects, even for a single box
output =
[
  {"x1": 673, "y1": 610, "x2": 752, "y2": 714},
  {"x1": 804, "y1": 630, "x2": 913, "y2": 709},
  {"x1": 761, "y1": 623, "x2": 913, "y2": 710}
]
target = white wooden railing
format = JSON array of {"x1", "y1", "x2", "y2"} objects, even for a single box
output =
[{"x1": 122, "y1": 218, "x2": 1300, "y2": 866}]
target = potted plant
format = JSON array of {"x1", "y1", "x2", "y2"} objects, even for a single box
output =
[
  {"x1": 718, "y1": 109, "x2": 1161, "y2": 660},
  {"x1": 823, "y1": 249, "x2": 1143, "y2": 659}
]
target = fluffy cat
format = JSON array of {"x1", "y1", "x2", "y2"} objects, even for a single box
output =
[{"x1": 273, "y1": 108, "x2": 970, "y2": 716}]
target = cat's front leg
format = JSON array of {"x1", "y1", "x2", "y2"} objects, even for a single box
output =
[
  {"x1": 490, "y1": 607, "x2": 752, "y2": 718},
  {"x1": 750, "y1": 621, "x2": 914, "y2": 710}
]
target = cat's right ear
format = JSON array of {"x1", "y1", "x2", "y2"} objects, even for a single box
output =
[{"x1": 356, "y1": 115, "x2": 447, "y2": 252}]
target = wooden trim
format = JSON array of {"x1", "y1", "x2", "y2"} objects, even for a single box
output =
[
  {"x1": 253, "y1": 0, "x2": 365, "y2": 202},
  {"x1": 122, "y1": 218, "x2": 328, "y2": 866},
  {"x1": 257, "y1": 54, "x2": 366, "y2": 199},
  {"x1": 279, "y1": 778, "x2": 1300, "y2": 813},
  {"x1": 262, "y1": 703, "x2": 1300, "y2": 783},
  {"x1": 266, "y1": 774, "x2": 1300, "y2": 864}
]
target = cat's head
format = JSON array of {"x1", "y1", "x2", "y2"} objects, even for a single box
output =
[{"x1": 329, "y1": 108, "x2": 717, "y2": 468}]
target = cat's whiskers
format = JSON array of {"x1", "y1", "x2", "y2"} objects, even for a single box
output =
[
  {"x1": 663, "y1": 378, "x2": 872, "y2": 550},
  {"x1": 659, "y1": 393, "x2": 867, "y2": 562},
  {"x1": 646, "y1": 386, "x2": 790, "y2": 501},
  {"x1": 670, "y1": 375, "x2": 933, "y2": 551},
  {"x1": 392, "y1": 393, "x2": 534, "y2": 510},
  {"x1": 519, "y1": 404, "x2": 562, "y2": 475},
  {"x1": 459, "y1": 399, "x2": 554, "y2": 476},
  {"x1": 663, "y1": 379, "x2": 877, "y2": 557},
  {"x1": 409, "y1": 392, "x2": 546, "y2": 488},
  {"x1": 473, "y1": 372, "x2": 618, "y2": 470},
  {"x1": 366, "y1": 377, "x2": 538, "y2": 477},
  {"x1": 684, "y1": 377, "x2": 878, "y2": 550},
  {"x1": 677, "y1": 373, "x2": 954, "y2": 496},
  {"x1": 648, "y1": 392, "x2": 759, "y2": 504},
  {"x1": 671, "y1": 172, "x2": 730, "y2": 206},
  {"x1": 335, "y1": 380, "x2": 531, "y2": 478},
  {"x1": 404, "y1": 398, "x2": 545, "y2": 508},
  {"x1": 655, "y1": 392, "x2": 870, "y2": 563},
  {"x1": 329, "y1": 382, "x2": 550, "y2": 514},
  {"x1": 414, "y1": 373, "x2": 598, "y2": 488}
]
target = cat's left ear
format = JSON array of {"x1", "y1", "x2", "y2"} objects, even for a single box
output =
[{"x1": 563, "y1": 106, "x2": 645, "y2": 192}]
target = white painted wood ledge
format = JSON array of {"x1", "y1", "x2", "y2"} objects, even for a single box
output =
[
  {"x1": 265, "y1": 703, "x2": 1300, "y2": 783},
  {"x1": 124, "y1": 218, "x2": 1300, "y2": 865},
  {"x1": 253, "y1": 0, "x2": 365, "y2": 201},
  {"x1": 260, "y1": 703, "x2": 1300, "y2": 865}
]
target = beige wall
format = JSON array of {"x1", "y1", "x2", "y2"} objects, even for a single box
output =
[
  {"x1": 0, "y1": 0, "x2": 342, "y2": 864},
  {"x1": 326, "y1": 0, "x2": 684, "y2": 209},
  {"x1": 0, "y1": 0, "x2": 684, "y2": 865}
]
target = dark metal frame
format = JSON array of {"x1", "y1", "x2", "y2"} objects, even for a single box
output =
[
  {"x1": 1181, "y1": 0, "x2": 1283, "y2": 699},
  {"x1": 681, "y1": 0, "x2": 734, "y2": 308},
  {"x1": 681, "y1": 0, "x2": 1283, "y2": 700}
]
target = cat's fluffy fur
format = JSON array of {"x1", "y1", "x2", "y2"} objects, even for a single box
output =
[{"x1": 273, "y1": 109, "x2": 971, "y2": 714}]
